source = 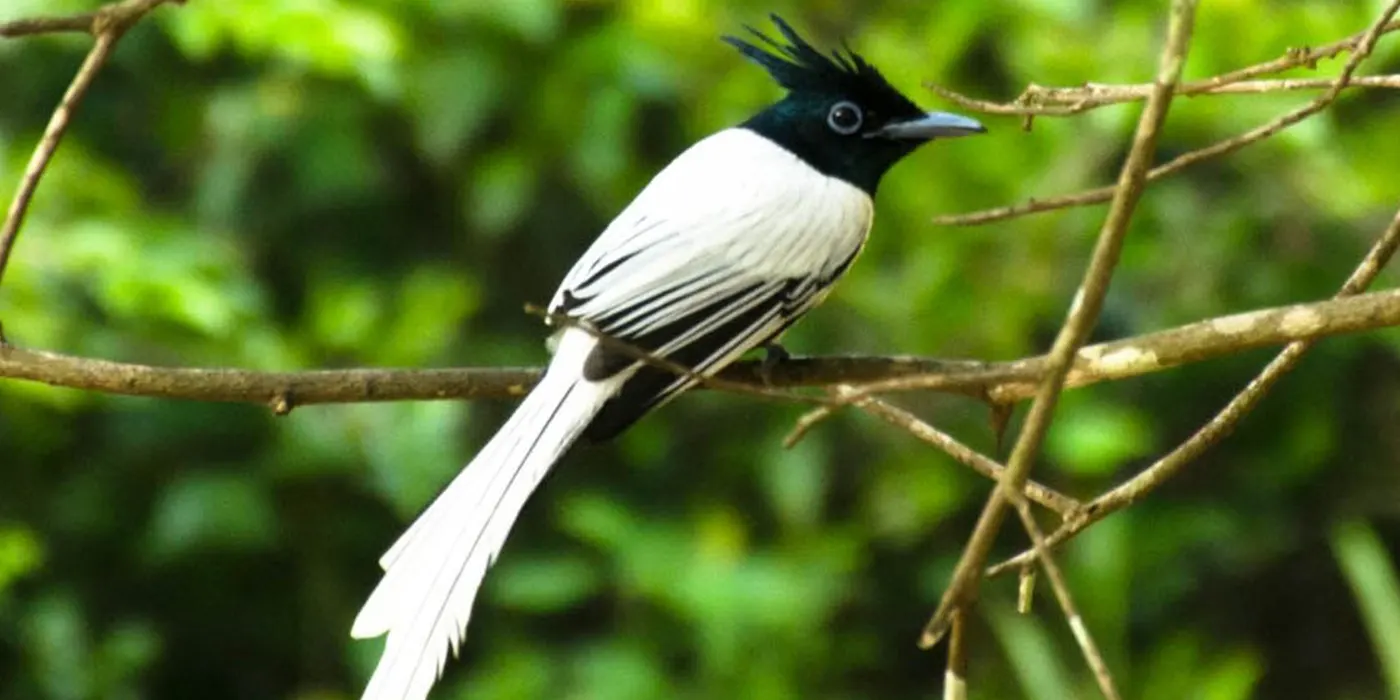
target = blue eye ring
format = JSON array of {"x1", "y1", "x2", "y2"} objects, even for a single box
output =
[{"x1": 827, "y1": 101, "x2": 863, "y2": 135}]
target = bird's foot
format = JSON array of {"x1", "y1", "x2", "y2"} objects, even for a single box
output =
[{"x1": 758, "y1": 341, "x2": 790, "y2": 385}]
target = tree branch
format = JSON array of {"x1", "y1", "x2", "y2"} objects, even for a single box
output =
[
  {"x1": 925, "y1": 19, "x2": 1400, "y2": 118},
  {"x1": 943, "y1": 608, "x2": 968, "y2": 700},
  {"x1": 929, "y1": 15, "x2": 1400, "y2": 227},
  {"x1": 1005, "y1": 487, "x2": 1121, "y2": 700},
  {"x1": 989, "y1": 186, "x2": 1400, "y2": 580},
  {"x1": 0, "y1": 0, "x2": 184, "y2": 285},
  {"x1": 822, "y1": 390, "x2": 1082, "y2": 516},
  {"x1": 930, "y1": 76, "x2": 1400, "y2": 118},
  {"x1": 911, "y1": 287, "x2": 1400, "y2": 403},
  {"x1": 3, "y1": 289, "x2": 1397, "y2": 410},
  {"x1": 0, "y1": 13, "x2": 98, "y2": 37},
  {"x1": 919, "y1": 0, "x2": 1197, "y2": 649}
]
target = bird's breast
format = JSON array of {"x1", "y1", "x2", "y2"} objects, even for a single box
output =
[{"x1": 718, "y1": 156, "x2": 874, "y2": 281}]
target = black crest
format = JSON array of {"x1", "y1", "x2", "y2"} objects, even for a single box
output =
[{"x1": 723, "y1": 14, "x2": 918, "y2": 114}]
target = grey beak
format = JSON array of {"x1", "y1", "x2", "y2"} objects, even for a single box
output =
[{"x1": 871, "y1": 111, "x2": 986, "y2": 140}]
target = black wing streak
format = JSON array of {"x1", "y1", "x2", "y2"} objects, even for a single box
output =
[
  {"x1": 580, "y1": 277, "x2": 815, "y2": 442},
  {"x1": 566, "y1": 234, "x2": 863, "y2": 442}
]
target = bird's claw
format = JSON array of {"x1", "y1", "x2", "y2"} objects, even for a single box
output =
[{"x1": 758, "y1": 341, "x2": 790, "y2": 385}]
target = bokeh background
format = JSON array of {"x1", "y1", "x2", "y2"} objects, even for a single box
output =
[{"x1": 3, "y1": 1, "x2": 1400, "y2": 698}]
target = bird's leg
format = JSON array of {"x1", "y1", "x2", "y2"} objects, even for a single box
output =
[{"x1": 758, "y1": 341, "x2": 790, "y2": 385}]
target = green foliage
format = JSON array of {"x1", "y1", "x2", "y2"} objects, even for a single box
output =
[
  {"x1": 2, "y1": 1, "x2": 1399, "y2": 698},
  {"x1": 1333, "y1": 519, "x2": 1400, "y2": 698}
]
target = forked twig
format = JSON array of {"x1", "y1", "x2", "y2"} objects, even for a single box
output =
[
  {"x1": 826, "y1": 388, "x2": 1082, "y2": 516},
  {"x1": 929, "y1": 17, "x2": 1400, "y2": 227},
  {"x1": 988, "y1": 195, "x2": 1400, "y2": 579},
  {"x1": 0, "y1": 0, "x2": 184, "y2": 285},
  {"x1": 918, "y1": 0, "x2": 1199, "y2": 650},
  {"x1": 925, "y1": 18, "x2": 1400, "y2": 118},
  {"x1": 1005, "y1": 486, "x2": 1120, "y2": 699}
]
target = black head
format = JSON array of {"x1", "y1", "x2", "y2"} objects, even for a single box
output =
[{"x1": 725, "y1": 15, "x2": 984, "y2": 194}]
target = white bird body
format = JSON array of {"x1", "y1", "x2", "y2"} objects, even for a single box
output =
[{"x1": 352, "y1": 128, "x2": 874, "y2": 700}]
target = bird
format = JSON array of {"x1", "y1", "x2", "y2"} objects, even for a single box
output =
[{"x1": 350, "y1": 14, "x2": 985, "y2": 700}]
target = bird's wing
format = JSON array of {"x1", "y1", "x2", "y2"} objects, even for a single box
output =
[{"x1": 547, "y1": 128, "x2": 873, "y2": 431}]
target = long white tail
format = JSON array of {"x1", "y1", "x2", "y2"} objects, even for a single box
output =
[{"x1": 351, "y1": 328, "x2": 622, "y2": 700}]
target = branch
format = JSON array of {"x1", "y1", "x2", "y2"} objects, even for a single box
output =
[
  {"x1": 0, "y1": 0, "x2": 183, "y2": 285},
  {"x1": 0, "y1": 13, "x2": 98, "y2": 37},
  {"x1": 827, "y1": 391, "x2": 1082, "y2": 516},
  {"x1": 779, "y1": 289, "x2": 1400, "y2": 437},
  {"x1": 930, "y1": 76, "x2": 1400, "y2": 118},
  {"x1": 943, "y1": 609, "x2": 968, "y2": 700},
  {"x1": 0, "y1": 345, "x2": 541, "y2": 410},
  {"x1": 929, "y1": 16, "x2": 1400, "y2": 227},
  {"x1": 926, "y1": 19, "x2": 1400, "y2": 117},
  {"x1": 1030, "y1": 75, "x2": 1398, "y2": 106},
  {"x1": 989, "y1": 188, "x2": 1400, "y2": 579},
  {"x1": 1006, "y1": 487, "x2": 1120, "y2": 700},
  {"x1": 918, "y1": 0, "x2": 1197, "y2": 649},
  {"x1": 892, "y1": 287, "x2": 1400, "y2": 404},
  {"x1": 3, "y1": 289, "x2": 1397, "y2": 409}
]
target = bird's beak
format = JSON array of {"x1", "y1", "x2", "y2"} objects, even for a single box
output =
[{"x1": 870, "y1": 111, "x2": 986, "y2": 140}]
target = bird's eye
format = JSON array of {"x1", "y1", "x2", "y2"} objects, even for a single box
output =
[{"x1": 826, "y1": 101, "x2": 863, "y2": 135}]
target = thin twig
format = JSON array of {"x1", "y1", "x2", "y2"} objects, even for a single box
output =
[
  {"x1": 1016, "y1": 567, "x2": 1036, "y2": 614},
  {"x1": 0, "y1": 13, "x2": 97, "y2": 37},
  {"x1": 0, "y1": 32, "x2": 119, "y2": 285},
  {"x1": 919, "y1": 0, "x2": 1198, "y2": 649},
  {"x1": 1025, "y1": 75, "x2": 1400, "y2": 105},
  {"x1": 1207, "y1": 19, "x2": 1400, "y2": 85},
  {"x1": 1005, "y1": 488, "x2": 1121, "y2": 700},
  {"x1": 828, "y1": 389, "x2": 1082, "y2": 516},
  {"x1": 943, "y1": 609, "x2": 968, "y2": 700},
  {"x1": 925, "y1": 20, "x2": 1400, "y2": 117},
  {"x1": 929, "y1": 73, "x2": 1400, "y2": 118},
  {"x1": 931, "y1": 18, "x2": 1400, "y2": 227},
  {"x1": 989, "y1": 192, "x2": 1400, "y2": 579},
  {"x1": 0, "y1": 0, "x2": 183, "y2": 286},
  {"x1": 788, "y1": 287, "x2": 1400, "y2": 435}
]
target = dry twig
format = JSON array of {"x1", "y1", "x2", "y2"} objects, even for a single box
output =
[
  {"x1": 943, "y1": 609, "x2": 969, "y2": 700},
  {"x1": 0, "y1": 0, "x2": 185, "y2": 285},
  {"x1": 1005, "y1": 487, "x2": 1121, "y2": 699},
  {"x1": 786, "y1": 288, "x2": 1400, "y2": 435},
  {"x1": 918, "y1": 0, "x2": 1198, "y2": 650},
  {"x1": 4, "y1": 288, "x2": 1397, "y2": 408},
  {"x1": 989, "y1": 192, "x2": 1400, "y2": 579},
  {"x1": 929, "y1": 17, "x2": 1400, "y2": 226},
  {"x1": 821, "y1": 389, "x2": 1082, "y2": 516},
  {"x1": 930, "y1": 76, "x2": 1400, "y2": 118},
  {"x1": 926, "y1": 19, "x2": 1400, "y2": 117},
  {"x1": 0, "y1": 13, "x2": 99, "y2": 36}
]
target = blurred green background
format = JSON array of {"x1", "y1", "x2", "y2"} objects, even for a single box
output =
[{"x1": 3, "y1": 1, "x2": 1400, "y2": 698}]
